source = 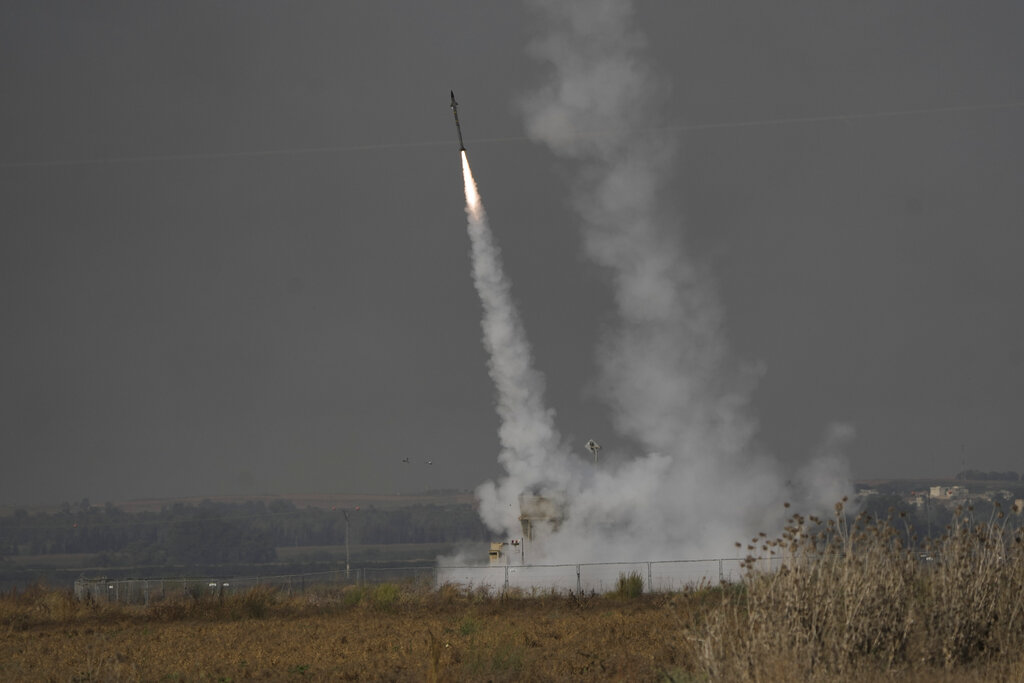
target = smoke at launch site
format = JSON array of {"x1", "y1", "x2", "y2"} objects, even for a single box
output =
[{"x1": 467, "y1": 0, "x2": 853, "y2": 562}]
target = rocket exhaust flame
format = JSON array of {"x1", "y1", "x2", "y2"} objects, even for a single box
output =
[{"x1": 460, "y1": 152, "x2": 482, "y2": 222}]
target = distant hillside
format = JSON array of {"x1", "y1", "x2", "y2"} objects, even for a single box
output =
[
  {"x1": 855, "y1": 479, "x2": 1024, "y2": 495},
  {"x1": 113, "y1": 491, "x2": 478, "y2": 514}
]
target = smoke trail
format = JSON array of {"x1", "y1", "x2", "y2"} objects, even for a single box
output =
[
  {"x1": 460, "y1": 151, "x2": 576, "y2": 537},
  {"x1": 469, "y1": 0, "x2": 850, "y2": 562},
  {"x1": 521, "y1": 1, "x2": 749, "y2": 460},
  {"x1": 508, "y1": 0, "x2": 780, "y2": 559}
]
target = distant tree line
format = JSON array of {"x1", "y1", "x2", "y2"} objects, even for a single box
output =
[
  {"x1": 856, "y1": 494, "x2": 954, "y2": 537},
  {"x1": 856, "y1": 492, "x2": 1024, "y2": 543},
  {"x1": 954, "y1": 470, "x2": 1020, "y2": 482},
  {"x1": 0, "y1": 499, "x2": 490, "y2": 567}
]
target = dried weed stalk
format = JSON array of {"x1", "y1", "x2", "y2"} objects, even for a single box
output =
[{"x1": 699, "y1": 500, "x2": 1024, "y2": 681}]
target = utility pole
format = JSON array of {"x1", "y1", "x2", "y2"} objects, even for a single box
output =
[
  {"x1": 342, "y1": 510, "x2": 350, "y2": 578},
  {"x1": 925, "y1": 490, "x2": 931, "y2": 540}
]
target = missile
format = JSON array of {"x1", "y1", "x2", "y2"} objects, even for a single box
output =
[{"x1": 450, "y1": 90, "x2": 466, "y2": 151}]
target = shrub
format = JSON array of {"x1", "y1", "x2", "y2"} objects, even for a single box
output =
[
  {"x1": 236, "y1": 585, "x2": 277, "y2": 619},
  {"x1": 340, "y1": 584, "x2": 364, "y2": 608},
  {"x1": 371, "y1": 583, "x2": 400, "y2": 611},
  {"x1": 615, "y1": 571, "x2": 644, "y2": 598}
]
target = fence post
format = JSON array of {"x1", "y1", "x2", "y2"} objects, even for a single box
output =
[
  {"x1": 647, "y1": 562, "x2": 652, "y2": 593},
  {"x1": 504, "y1": 565, "x2": 509, "y2": 592},
  {"x1": 576, "y1": 565, "x2": 581, "y2": 595}
]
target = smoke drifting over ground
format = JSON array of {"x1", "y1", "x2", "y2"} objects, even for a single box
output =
[{"x1": 464, "y1": 1, "x2": 851, "y2": 564}]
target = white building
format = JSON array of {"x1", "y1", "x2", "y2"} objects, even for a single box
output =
[{"x1": 929, "y1": 485, "x2": 968, "y2": 500}]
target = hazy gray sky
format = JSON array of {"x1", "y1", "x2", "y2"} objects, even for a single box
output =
[{"x1": 2, "y1": 2, "x2": 1022, "y2": 505}]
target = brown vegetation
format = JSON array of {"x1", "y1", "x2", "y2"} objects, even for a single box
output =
[
  {"x1": 4, "y1": 504, "x2": 1024, "y2": 681},
  {"x1": 1, "y1": 583, "x2": 697, "y2": 681},
  {"x1": 700, "y1": 501, "x2": 1024, "y2": 681}
]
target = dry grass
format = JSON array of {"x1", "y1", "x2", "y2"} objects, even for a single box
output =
[
  {"x1": 697, "y1": 501, "x2": 1024, "y2": 681},
  {"x1": 1, "y1": 582, "x2": 700, "y2": 681},
  {"x1": 4, "y1": 504, "x2": 1024, "y2": 681}
]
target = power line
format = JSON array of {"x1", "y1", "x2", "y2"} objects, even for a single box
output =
[
  {"x1": 2, "y1": 100, "x2": 1022, "y2": 169},
  {"x1": 665, "y1": 100, "x2": 1024, "y2": 132}
]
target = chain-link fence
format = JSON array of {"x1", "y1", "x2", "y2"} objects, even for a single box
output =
[
  {"x1": 75, "y1": 557, "x2": 781, "y2": 604},
  {"x1": 435, "y1": 557, "x2": 786, "y2": 594}
]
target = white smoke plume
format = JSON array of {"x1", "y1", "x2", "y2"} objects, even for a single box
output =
[
  {"x1": 460, "y1": 152, "x2": 580, "y2": 535},
  {"x1": 466, "y1": 1, "x2": 852, "y2": 565},
  {"x1": 794, "y1": 422, "x2": 856, "y2": 510}
]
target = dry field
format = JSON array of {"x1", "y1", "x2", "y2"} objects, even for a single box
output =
[
  {"x1": 2, "y1": 584, "x2": 702, "y2": 681},
  {"x1": 5, "y1": 505, "x2": 1024, "y2": 681},
  {"x1": 0, "y1": 582, "x2": 1020, "y2": 682}
]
